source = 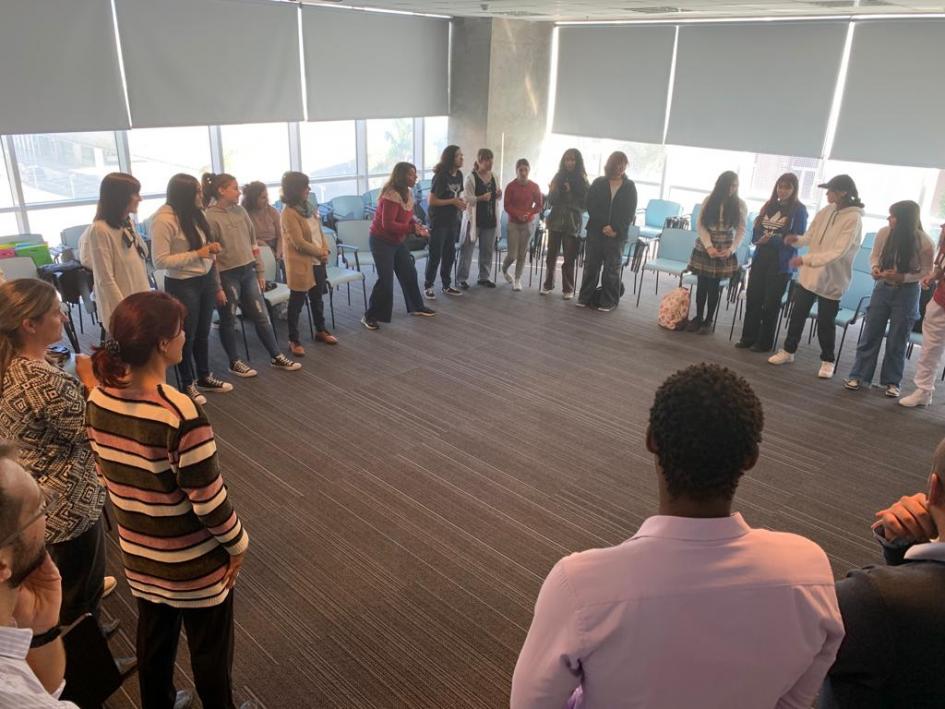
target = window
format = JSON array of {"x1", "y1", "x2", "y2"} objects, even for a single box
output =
[
  {"x1": 136, "y1": 197, "x2": 166, "y2": 231},
  {"x1": 366, "y1": 118, "x2": 413, "y2": 175},
  {"x1": 0, "y1": 146, "x2": 14, "y2": 209},
  {"x1": 310, "y1": 179, "x2": 358, "y2": 205},
  {"x1": 128, "y1": 127, "x2": 213, "y2": 196},
  {"x1": 300, "y1": 121, "x2": 356, "y2": 179},
  {"x1": 424, "y1": 116, "x2": 448, "y2": 171},
  {"x1": 26, "y1": 204, "x2": 96, "y2": 243},
  {"x1": 0, "y1": 212, "x2": 19, "y2": 235},
  {"x1": 220, "y1": 122, "x2": 291, "y2": 185},
  {"x1": 13, "y1": 132, "x2": 119, "y2": 204}
]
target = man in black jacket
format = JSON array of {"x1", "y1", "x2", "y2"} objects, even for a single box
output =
[{"x1": 821, "y1": 438, "x2": 945, "y2": 708}]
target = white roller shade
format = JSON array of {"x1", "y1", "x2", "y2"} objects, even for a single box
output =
[
  {"x1": 0, "y1": 0, "x2": 129, "y2": 134},
  {"x1": 666, "y1": 22, "x2": 847, "y2": 157},
  {"x1": 553, "y1": 25, "x2": 675, "y2": 144},
  {"x1": 302, "y1": 7, "x2": 449, "y2": 121},
  {"x1": 115, "y1": 0, "x2": 304, "y2": 128},
  {"x1": 831, "y1": 20, "x2": 945, "y2": 169}
]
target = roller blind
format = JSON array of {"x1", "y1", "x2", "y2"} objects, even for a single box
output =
[
  {"x1": 115, "y1": 0, "x2": 304, "y2": 128},
  {"x1": 831, "y1": 20, "x2": 945, "y2": 169},
  {"x1": 302, "y1": 7, "x2": 449, "y2": 121},
  {"x1": 552, "y1": 25, "x2": 675, "y2": 144},
  {"x1": 0, "y1": 0, "x2": 129, "y2": 134},
  {"x1": 666, "y1": 22, "x2": 847, "y2": 157}
]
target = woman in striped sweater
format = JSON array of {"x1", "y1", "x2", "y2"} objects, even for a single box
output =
[{"x1": 86, "y1": 290, "x2": 251, "y2": 709}]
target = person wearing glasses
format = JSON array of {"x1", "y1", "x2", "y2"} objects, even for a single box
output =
[
  {"x1": 86, "y1": 290, "x2": 253, "y2": 709},
  {"x1": 0, "y1": 279, "x2": 130, "y2": 689},
  {"x1": 82, "y1": 173, "x2": 152, "y2": 334}
]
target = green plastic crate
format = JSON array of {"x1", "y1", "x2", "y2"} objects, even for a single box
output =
[{"x1": 14, "y1": 242, "x2": 52, "y2": 267}]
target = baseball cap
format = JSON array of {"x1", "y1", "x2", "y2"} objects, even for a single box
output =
[{"x1": 818, "y1": 174, "x2": 857, "y2": 193}]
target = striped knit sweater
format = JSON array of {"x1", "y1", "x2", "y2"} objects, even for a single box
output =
[{"x1": 86, "y1": 383, "x2": 249, "y2": 608}]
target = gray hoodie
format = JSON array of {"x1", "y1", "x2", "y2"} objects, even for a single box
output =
[
  {"x1": 205, "y1": 203, "x2": 264, "y2": 276},
  {"x1": 795, "y1": 204, "x2": 865, "y2": 300}
]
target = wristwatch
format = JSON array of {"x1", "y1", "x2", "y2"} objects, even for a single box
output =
[{"x1": 29, "y1": 626, "x2": 61, "y2": 649}]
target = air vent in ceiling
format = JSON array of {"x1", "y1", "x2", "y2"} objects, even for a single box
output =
[{"x1": 629, "y1": 6, "x2": 691, "y2": 13}]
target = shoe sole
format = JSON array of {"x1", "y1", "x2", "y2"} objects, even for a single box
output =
[
  {"x1": 900, "y1": 400, "x2": 931, "y2": 408},
  {"x1": 424, "y1": 292, "x2": 437, "y2": 300},
  {"x1": 444, "y1": 291, "x2": 462, "y2": 296},
  {"x1": 272, "y1": 364, "x2": 302, "y2": 371},
  {"x1": 361, "y1": 319, "x2": 379, "y2": 330},
  {"x1": 884, "y1": 391, "x2": 900, "y2": 398},
  {"x1": 410, "y1": 311, "x2": 436, "y2": 317},
  {"x1": 228, "y1": 370, "x2": 257, "y2": 378},
  {"x1": 844, "y1": 383, "x2": 860, "y2": 390},
  {"x1": 197, "y1": 384, "x2": 234, "y2": 393}
]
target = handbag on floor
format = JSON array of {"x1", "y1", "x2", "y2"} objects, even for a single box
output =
[{"x1": 658, "y1": 286, "x2": 691, "y2": 330}]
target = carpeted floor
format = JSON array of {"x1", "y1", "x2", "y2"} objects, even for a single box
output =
[{"x1": 87, "y1": 255, "x2": 944, "y2": 708}]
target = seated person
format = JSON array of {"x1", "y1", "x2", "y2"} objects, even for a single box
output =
[
  {"x1": 821, "y1": 438, "x2": 945, "y2": 708},
  {"x1": 511, "y1": 363, "x2": 844, "y2": 709}
]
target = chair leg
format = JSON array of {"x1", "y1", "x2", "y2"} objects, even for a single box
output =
[
  {"x1": 636, "y1": 271, "x2": 645, "y2": 307},
  {"x1": 305, "y1": 296, "x2": 315, "y2": 340},
  {"x1": 347, "y1": 283, "x2": 351, "y2": 306},
  {"x1": 328, "y1": 285, "x2": 336, "y2": 329},
  {"x1": 836, "y1": 326, "x2": 847, "y2": 362}
]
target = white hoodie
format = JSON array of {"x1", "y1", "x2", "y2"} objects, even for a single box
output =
[{"x1": 795, "y1": 204, "x2": 864, "y2": 300}]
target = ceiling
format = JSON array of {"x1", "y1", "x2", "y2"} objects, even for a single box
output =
[{"x1": 301, "y1": 0, "x2": 945, "y2": 21}]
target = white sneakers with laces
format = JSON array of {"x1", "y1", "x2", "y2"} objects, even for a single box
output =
[{"x1": 818, "y1": 362, "x2": 835, "y2": 379}]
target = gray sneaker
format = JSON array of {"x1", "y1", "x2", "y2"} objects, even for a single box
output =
[{"x1": 271, "y1": 354, "x2": 301, "y2": 371}]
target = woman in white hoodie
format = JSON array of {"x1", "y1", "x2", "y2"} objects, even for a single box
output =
[{"x1": 769, "y1": 175, "x2": 864, "y2": 379}]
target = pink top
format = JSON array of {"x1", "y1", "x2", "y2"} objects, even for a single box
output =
[
  {"x1": 504, "y1": 179, "x2": 543, "y2": 224},
  {"x1": 511, "y1": 513, "x2": 843, "y2": 709},
  {"x1": 369, "y1": 191, "x2": 417, "y2": 245}
]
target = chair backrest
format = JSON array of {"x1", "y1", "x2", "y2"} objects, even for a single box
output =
[
  {"x1": 862, "y1": 231, "x2": 877, "y2": 248},
  {"x1": 153, "y1": 269, "x2": 168, "y2": 291},
  {"x1": 657, "y1": 228, "x2": 696, "y2": 263},
  {"x1": 745, "y1": 213, "x2": 758, "y2": 234},
  {"x1": 336, "y1": 219, "x2": 372, "y2": 250},
  {"x1": 644, "y1": 200, "x2": 683, "y2": 229},
  {"x1": 852, "y1": 243, "x2": 873, "y2": 273},
  {"x1": 259, "y1": 244, "x2": 279, "y2": 282},
  {"x1": 0, "y1": 233, "x2": 44, "y2": 246},
  {"x1": 61, "y1": 224, "x2": 89, "y2": 249},
  {"x1": 840, "y1": 268, "x2": 876, "y2": 311},
  {"x1": 735, "y1": 237, "x2": 752, "y2": 267},
  {"x1": 329, "y1": 195, "x2": 366, "y2": 221},
  {"x1": 689, "y1": 203, "x2": 701, "y2": 231},
  {"x1": 627, "y1": 224, "x2": 641, "y2": 241},
  {"x1": 361, "y1": 188, "x2": 382, "y2": 208},
  {"x1": 0, "y1": 256, "x2": 39, "y2": 280}
]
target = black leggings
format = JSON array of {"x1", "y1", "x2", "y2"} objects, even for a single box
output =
[{"x1": 695, "y1": 275, "x2": 722, "y2": 322}]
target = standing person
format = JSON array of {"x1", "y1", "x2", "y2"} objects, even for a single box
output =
[
  {"x1": 82, "y1": 172, "x2": 151, "y2": 331},
  {"x1": 686, "y1": 171, "x2": 747, "y2": 334},
  {"x1": 769, "y1": 175, "x2": 865, "y2": 379},
  {"x1": 457, "y1": 148, "x2": 502, "y2": 289},
  {"x1": 241, "y1": 181, "x2": 281, "y2": 257},
  {"x1": 900, "y1": 223, "x2": 945, "y2": 407},
  {"x1": 151, "y1": 174, "x2": 231, "y2": 405},
  {"x1": 86, "y1": 291, "x2": 253, "y2": 709},
  {"x1": 511, "y1": 364, "x2": 843, "y2": 709},
  {"x1": 577, "y1": 151, "x2": 637, "y2": 312},
  {"x1": 279, "y1": 171, "x2": 338, "y2": 356},
  {"x1": 845, "y1": 201, "x2": 933, "y2": 397},
  {"x1": 541, "y1": 149, "x2": 588, "y2": 299},
  {"x1": 361, "y1": 162, "x2": 435, "y2": 330},
  {"x1": 502, "y1": 159, "x2": 543, "y2": 291},
  {"x1": 424, "y1": 146, "x2": 466, "y2": 299},
  {"x1": 202, "y1": 172, "x2": 300, "y2": 375},
  {"x1": 735, "y1": 173, "x2": 809, "y2": 352}
]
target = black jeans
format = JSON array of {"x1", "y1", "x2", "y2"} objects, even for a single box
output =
[
  {"x1": 578, "y1": 233, "x2": 625, "y2": 308},
  {"x1": 287, "y1": 264, "x2": 327, "y2": 342},
  {"x1": 695, "y1": 276, "x2": 723, "y2": 323},
  {"x1": 366, "y1": 236, "x2": 425, "y2": 322},
  {"x1": 741, "y1": 246, "x2": 791, "y2": 349},
  {"x1": 543, "y1": 231, "x2": 580, "y2": 294},
  {"x1": 48, "y1": 517, "x2": 106, "y2": 624},
  {"x1": 783, "y1": 284, "x2": 841, "y2": 362},
  {"x1": 137, "y1": 593, "x2": 236, "y2": 709},
  {"x1": 424, "y1": 222, "x2": 458, "y2": 289},
  {"x1": 164, "y1": 272, "x2": 216, "y2": 387}
]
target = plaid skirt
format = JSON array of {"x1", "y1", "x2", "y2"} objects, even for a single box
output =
[{"x1": 689, "y1": 228, "x2": 738, "y2": 279}]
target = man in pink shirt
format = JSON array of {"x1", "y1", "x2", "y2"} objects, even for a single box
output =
[{"x1": 511, "y1": 363, "x2": 844, "y2": 709}]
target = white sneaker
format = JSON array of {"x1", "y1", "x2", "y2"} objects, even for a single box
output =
[
  {"x1": 512, "y1": 279, "x2": 522, "y2": 292},
  {"x1": 818, "y1": 361, "x2": 835, "y2": 379},
  {"x1": 539, "y1": 287, "x2": 552, "y2": 295},
  {"x1": 562, "y1": 292, "x2": 574, "y2": 300},
  {"x1": 502, "y1": 269, "x2": 513, "y2": 284},
  {"x1": 884, "y1": 384, "x2": 901, "y2": 398},
  {"x1": 768, "y1": 350, "x2": 795, "y2": 365},
  {"x1": 899, "y1": 389, "x2": 932, "y2": 407}
]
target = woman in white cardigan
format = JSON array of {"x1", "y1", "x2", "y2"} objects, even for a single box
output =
[{"x1": 83, "y1": 173, "x2": 151, "y2": 333}]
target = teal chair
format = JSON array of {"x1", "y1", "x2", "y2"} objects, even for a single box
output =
[
  {"x1": 637, "y1": 199, "x2": 683, "y2": 239},
  {"x1": 801, "y1": 268, "x2": 874, "y2": 360},
  {"x1": 322, "y1": 195, "x2": 366, "y2": 230},
  {"x1": 323, "y1": 232, "x2": 367, "y2": 328},
  {"x1": 335, "y1": 219, "x2": 375, "y2": 272},
  {"x1": 60, "y1": 224, "x2": 89, "y2": 250},
  {"x1": 862, "y1": 231, "x2": 877, "y2": 248},
  {"x1": 689, "y1": 203, "x2": 702, "y2": 232},
  {"x1": 852, "y1": 242, "x2": 873, "y2": 274},
  {"x1": 362, "y1": 188, "x2": 382, "y2": 217},
  {"x1": 635, "y1": 228, "x2": 693, "y2": 306}
]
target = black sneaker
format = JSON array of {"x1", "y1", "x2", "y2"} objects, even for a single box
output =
[
  {"x1": 458, "y1": 281, "x2": 470, "y2": 290},
  {"x1": 734, "y1": 340, "x2": 754, "y2": 349},
  {"x1": 361, "y1": 315, "x2": 379, "y2": 330},
  {"x1": 228, "y1": 360, "x2": 258, "y2": 378},
  {"x1": 411, "y1": 307, "x2": 436, "y2": 317},
  {"x1": 271, "y1": 354, "x2": 302, "y2": 371},
  {"x1": 423, "y1": 288, "x2": 436, "y2": 299},
  {"x1": 185, "y1": 383, "x2": 207, "y2": 405},
  {"x1": 684, "y1": 318, "x2": 703, "y2": 333},
  {"x1": 478, "y1": 279, "x2": 496, "y2": 288},
  {"x1": 197, "y1": 375, "x2": 233, "y2": 393},
  {"x1": 443, "y1": 287, "x2": 462, "y2": 296}
]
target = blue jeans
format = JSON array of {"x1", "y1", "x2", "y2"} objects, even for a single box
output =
[
  {"x1": 217, "y1": 263, "x2": 281, "y2": 363},
  {"x1": 848, "y1": 280, "x2": 920, "y2": 386},
  {"x1": 163, "y1": 271, "x2": 216, "y2": 387}
]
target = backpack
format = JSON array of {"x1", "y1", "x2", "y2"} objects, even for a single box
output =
[{"x1": 658, "y1": 287, "x2": 691, "y2": 330}]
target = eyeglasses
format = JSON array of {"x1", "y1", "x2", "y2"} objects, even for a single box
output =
[{"x1": 0, "y1": 488, "x2": 60, "y2": 549}]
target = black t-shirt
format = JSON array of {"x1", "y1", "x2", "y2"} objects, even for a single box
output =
[
  {"x1": 473, "y1": 172, "x2": 498, "y2": 229},
  {"x1": 429, "y1": 170, "x2": 463, "y2": 228}
]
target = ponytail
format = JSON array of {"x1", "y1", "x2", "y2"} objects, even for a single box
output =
[
  {"x1": 201, "y1": 172, "x2": 236, "y2": 208},
  {"x1": 474, "y1": 148, "x2": 494, "y2": 174}
]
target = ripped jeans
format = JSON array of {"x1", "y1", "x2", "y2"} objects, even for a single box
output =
[{"x1": 217, "y1": 262, "x2": 281, "y2": 363}]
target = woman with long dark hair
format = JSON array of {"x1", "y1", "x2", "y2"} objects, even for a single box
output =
[
  {"x1": 577, "y1": 151, "x2": 637, "y2": 311},
  {"x1": 687, "y1": 171, "x2": 747, "y2": 334},
  {"x1": 769, "y1": 175, "x2": 865, "y2": 379},
  {"x1": 542, "y1": 149, "x2": 589, "y2": 298},
  {"x1": 86, "y1": 290, "x2": 251, "y2": 709},
  {"x1": 242, "y1": 180, "x2": 281, "y2": 257},
  {"x1": 425, "y1": 145, "x2": 466, "y2": 298},
  {"x1": 362, "y1": 162, "x2": 435, "y2": 329},
  {"x1": 736, "y1": 173, "x2": 808, "y2": 351},
  {"x1": 457, "y1": 148, "x2": 502, "y2": 289},
  {"x1": 82, "y1": 172, "x2": 151, "y2": 331},
  {"x1": 845, "y1": 201, "x2": 933, "y2": 397},
  {"x1": 280, "y1": 171, "x2": 337, "y2": 355},
  {"x1": 151, "y1": 173, "x2": 230, "y2": 404}
]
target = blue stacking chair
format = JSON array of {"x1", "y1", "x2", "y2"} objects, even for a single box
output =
[
  {"x1": 689, "y1": 203, "x2": 702, "y2": 232},
  {"x1": 637, "y1": 199, "x2": 684, "y2": 239},
  {"x1": 852, "y1": 242, "x2": 873, "y2": 274},
  {"x1": 862, "y1": 231, "x2": 877, "y2": 249},
  {"x1": 320, "y1": 195, "x2": 366, "y2": 229},
  {"x1": 361, "y1": 188, "x2": 382, "y2": 217},
  {"x1": 636, "y1": 228, "x2": 693, "y2": 306}
]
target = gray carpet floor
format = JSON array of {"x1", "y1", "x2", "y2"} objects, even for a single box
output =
[{"x1": 85, "y1": 257, "x2": 944, "y2": 708}]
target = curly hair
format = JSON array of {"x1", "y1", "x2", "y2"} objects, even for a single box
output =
[{"x1": 648, "y1": 363, "x2": 763, "y2": 501}]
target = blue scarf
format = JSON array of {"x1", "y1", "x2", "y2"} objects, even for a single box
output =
[{"x1": 293, "y1": 201, "x2": 314, "y2": 219}]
